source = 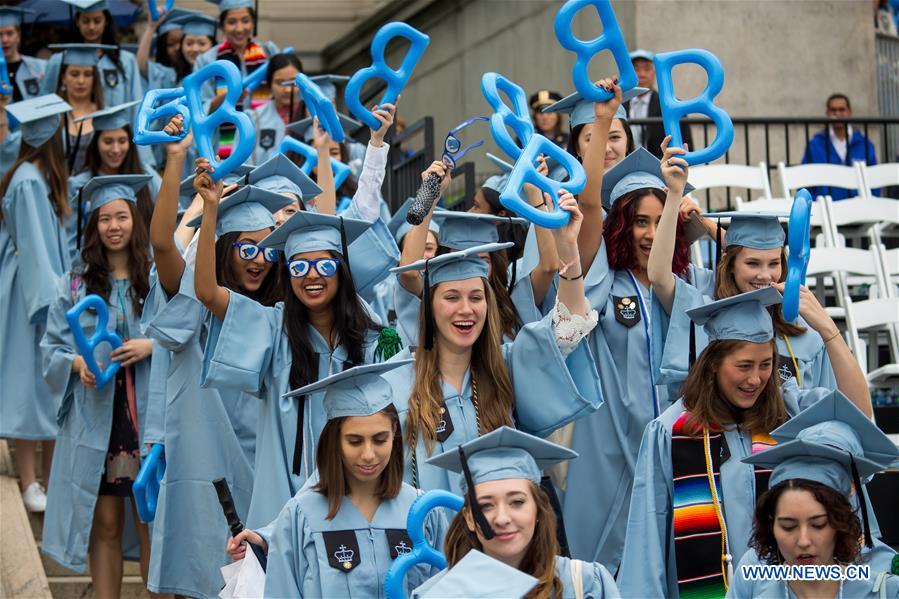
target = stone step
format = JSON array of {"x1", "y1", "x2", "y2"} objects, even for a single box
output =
[{"x1": 47, "y1": 576, "x2": 150, "y2": 599}]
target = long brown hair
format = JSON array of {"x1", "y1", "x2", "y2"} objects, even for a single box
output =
[
  {"x1": 406, "y1": 279, "x2": 514, "y2": 454},
  {"x1": 444, "y1": 481, "x2": 562, "y2": 599},
  {"x1": 83, "y1": 126, "x2": 153, "y2": 229},
  {"x1": 314, "y1": 404, "x2": 404, "y2": 520},
  {"x1": 56, "y1": 64, "x2": 104, "y2": 109},
  {"x1": 715, "y1": 245, "x2": 806, "y2": 338},
  {"x1": 681, "y1": 339, "x2": 787, "y2": 435},
  {"x1": 0, "y1": 133, "x2": 70, "y2": 223},
  {"x1": 213, "y1": 230, "x2": 282, "y2": 306},
  {"x1": 79, "y1": 200, "x2": 151, "y2": 316}
]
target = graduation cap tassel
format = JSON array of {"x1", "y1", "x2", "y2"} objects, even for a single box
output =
[
  {"x1": 289, "y1": 87, "x2": 296, "y2": 123},
  {"x1": 458, "y1": 446, "x2": 495, "y2": 540},
  {"x1": 68, "y1": 120, "x2": 84, "y2": 174},
  {"x1": 76, "y1": 187, "x2": 85, "y2": 250},
  {"x1": 849, "y1": 455, "x2": 873, "y2": 549},
  {"x1": 423, "y1": 261, "x2": 434, "y2": 351},
  {"x1": 688, "y1": 321, "x2": 696, "y2": 368},
  {"x1": 507, "y1": 217, "x2": 517, "y2": 295},
  {"x1": 291, "y1": 394, "x2": 305, "y2": 476},
  {"x1": 715, "y1": 217, "x2": 723, "y2": 269}
]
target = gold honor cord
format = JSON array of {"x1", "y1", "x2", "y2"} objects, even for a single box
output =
[
  {"x1": 703, "y1": 426, "x2": 732, "y2": 590},
  {"x1": 782, "y1": 334, "x2": 803, "y2": 388}
]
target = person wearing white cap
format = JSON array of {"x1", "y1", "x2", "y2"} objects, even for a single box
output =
[
  {"x1": 0, "y1": 94, "x2": 73, "y2": 513},
  {"x1": 40, "y1": 175, "x2": 156, "y2": 593},
  {"x1": 0, "y1": 7, "x2": 47, "y2": 102}
]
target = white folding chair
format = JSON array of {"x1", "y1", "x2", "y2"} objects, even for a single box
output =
[
  {"x1": 843, "y1": 297, "x2": 899, "y2": 380},
  {"x1": 734, "y1": 197, "x2": 826, "y2": 229},
  {"x1": 778, "y1": 161, "x2": 860, "y2": 199},
  {"x1": 688, "y1": 162, "x2": 773, "y2": 202},
  {"x1": 856, "y1": 162, "x2": 899, "y2": 199}
]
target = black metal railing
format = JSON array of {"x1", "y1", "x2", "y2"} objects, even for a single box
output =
[{"x1": 383, "y1": 116, "x2": 435, "y2": 213}]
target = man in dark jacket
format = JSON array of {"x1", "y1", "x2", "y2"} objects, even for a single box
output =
[{"x1": 624, "y1": 49, "x2": 693, "y2": 158}]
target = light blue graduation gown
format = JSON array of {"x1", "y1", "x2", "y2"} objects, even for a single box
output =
[
  {"x1": 0, "y1": 162, "x2": 70, "y2": 439},
  {"x1": 202, "y1": 291, "x2": 382, "y2": 529},
  {"x1": 249, "y1": 102, "x2": 287, "y2": 166},
  {"x1": 193, "y1": 40, "x2": 279, "y2": 102},
  {"x1": 369, "y1": 275, "x2": 397, "y2": 326},
  {"x1": 0, "y1": 129, "x2": 21, "y2": 180},
  {"x1": 380, "y1": 310, "x2": 603, "y2": 493},
  {"x1": 141, "y1": 267, "x2": 255, "y2": 598},
  {"x1": 13, "y1": 55, "x2": 47, "y2": 100},
  {"x1": 40, "y1": 275, "x2": 151, "y2": 573},
  {"x1": 617, "y1": 383, "x2": 832, "y2": 598},
  {"x1": 727, "y1": 542, "x2": 899, "y2": 598},
  {"x1": 42, "y1": 50, "x2": 144, "y2": 113},
  {"x1": 651, "y1": 275, "x2": 837, "y2": 390},
  {"x1": 144, "y1": 60, "x2": 177, "y2": 91},
  {"x1": 555, "y1": 556, "x2": 620, "y2": 599},
  {"x1": 261, "y1": 484, "x2": 445, "y2": 599}
]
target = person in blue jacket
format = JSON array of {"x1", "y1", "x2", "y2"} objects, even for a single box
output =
[
  {"x1": 40, "y1": 174, "x2": 156, "y2": 595},
  {"x1": 0, "y1": 7, "x2": 47, "y2": 102},
  {"x1": 801, "y1": 93, "x2": 878, "y2": 200},
  {"x1": 617, "y1": 288, "x2": 874, "y2": 598},
  {"x1": 382, "y1": 191, "x2": 602, "y2": 494},
  {"x1": 0, "y1": 95, "x2": 72, "y2": 513},
  {"x1": 228, "y1": 361, "x2": 447, "y2": 598},
  {"x1": 423, "y1": 427, "x2": 620, "y2": 599},
  {"x1": 728, "y1": 390, "x2": 899, "y2": 598}
]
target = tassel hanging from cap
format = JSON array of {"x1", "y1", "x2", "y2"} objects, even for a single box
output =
[
  {"x1": 423, "y1": 261, "x2": 434, "y2": 350},
  {"x1": 849, "y1": 454, "x2": 873, "y2": 548},
  {"x1": 458, "y1": 445, "x2": 495, "y2": 540},
  {"x1": 339, "y1": 216, "x2": 353, "y2": 279},
  {"x1": 76, "y1": 186, "x2": 85, "y2": 250},
  {"x1": 688, "y1": 321, "x2": 696, "y2": 368}
]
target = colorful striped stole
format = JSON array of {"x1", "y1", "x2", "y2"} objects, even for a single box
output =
[
  {"x1": 214, "y1": 40, "x2": 271, "y2": 159},
  {"x1": 671, "y1": 412, "x2": 776, "y2": 599}
]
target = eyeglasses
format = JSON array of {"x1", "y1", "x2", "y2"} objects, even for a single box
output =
[
  {"x1": 231, "y1": 242, "x2": 279, "y2": 263},
  {"x1": 287, "y1": 257, "x2": 341, "y2": 278},
  {"x1": 441, "y1": 115, "x2": 489, "y2": 169}
]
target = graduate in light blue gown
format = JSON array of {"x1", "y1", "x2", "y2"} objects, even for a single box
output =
[
  {"x1": 0, "y1": 96, "x2": 21, "y2": 179},
  {"x1": 0, "y1": 95, "x2": 72, "y2": 512},
  {"x1": 617, "y1": 288, "x2": 874, "y2": 598},
  {"x1": 247, "y1": 53, "x2": 304, "y2": 166},
  {"x1": 135, "y1": 8, "x2": 192, "y2": 91},
  {"x1": 228, "y1": 361, "x2": 447, "y2": 598},
  {"x1": 412, "y1": 550, "x2": 539, "y2": 599},
  {"x1": 384, "y1": 193, "x2": 603, "y2": 494},
  {"x1": 423, "y1": 427, "x2": 620, "y2": 598},
  {"x1": 40, "y1": 175, "x2": 155, "y2": 588},
  {"x1": 0, "y1": 7, "x2": 47, "y2": 102},
  {"x1": 195, "y1": 155, "x2": 396, "y2": 526},
  {"x1": 728, "y1": 391, "x2": 899, "y2": 599}
]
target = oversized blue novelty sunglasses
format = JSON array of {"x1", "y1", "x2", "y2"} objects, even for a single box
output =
[
  {"x1": 287, "y1": 257, "x2": 342, "y2": 278},
  {"x1": 232, "y1": 242, "x2": 279, "y2": 263},
  {"x1": 441, "y1": 115, "x2": 489, "y2": 169}
]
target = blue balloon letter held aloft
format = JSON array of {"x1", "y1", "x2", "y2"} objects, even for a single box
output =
[
  {"x1": 182, "y1": 60, "x2": 256, "y2": 181},
  {"x1": 133, "y1": 87, "x2": 190, "y2": 146},
  {"x1": 133, "y1": 444, "x2": 166, "y2": 523},
  {"x1": 148, "y1": 0, "x2": 175, "y2": 21},
  {"x1": 344, "y1": 22, "x2": 430, "y2": 130},
  {"x1": 0, "y1": 52, "x2": 11, "y2": 96},
  {"x1": 481, "y1": 72, "x2": 534, "y2": 161},
  {"x1": 384, "y1": 489, "x2": 463, "y2": 599},
  {"x1": 295, "y1": 72, "x2": 346, "y2": 142},
  {"x1": 279, "y1": 137, "x2": 352, "y2": 190},
  {"x1": 243, "y1": 47, "x2": 294, "y2": 93},
  {"x1": 64, "y1": 294, "x2": 123, "y2": 389},
  {"x1": 500, "y1": 134, "x2": 587, "y2": 229},
  {"x1": 653, "y1": 48, "x2": 734, "y2": 166},
  {"x1": 783, "y1": 188, "x2": 812, "y2": 323},
  {"x1": 554, "y1": 0, "x2": 637, "y2": 102}
]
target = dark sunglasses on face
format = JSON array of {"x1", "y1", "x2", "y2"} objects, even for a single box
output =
[
  {"x1": 287, "y1": 257, "x2": 341, "y2": 278},
  {"x1": 231, "y1": 242, "x2": 279, "y2": 263}
]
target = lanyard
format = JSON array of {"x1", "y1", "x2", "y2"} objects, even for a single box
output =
[
  {"x1": 781, "y1": 334, "x2": 803, "y2": 387},
  {"x1": 626, "y1": 270, "x2": 659, "y2": 418}
]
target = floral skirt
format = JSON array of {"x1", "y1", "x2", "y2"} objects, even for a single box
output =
[{"x1": 98, "y1": 367, "x2": 140, "y2": 497}]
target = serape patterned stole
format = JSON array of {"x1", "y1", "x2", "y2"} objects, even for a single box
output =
[{"x1": 671, "y1": 412, "x2": 776, "y2": 599}]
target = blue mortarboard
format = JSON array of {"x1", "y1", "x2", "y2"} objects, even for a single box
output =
[
  {"x1": 311, "y1": 74, "x2": 350, "y2": 101},
  {"x1": 179, "y1": 164, "x2": 253, "y2": 200},
  {"x1": 543, "y1": 86, "x2": 647, "y2": 128},
  {"x1": 205, "y1": 0, "x2": 254, "y2": 13},
  {"x1": 60, "y1": 0, "x2": 109, "y2": 12},
  {"x1": 187, "y1": 185, "x2": 292, "y2": 236},
  {"x1": 248, "y1": 154, "x2": 323, "y2": 201},
  {"x1": 434, "y1": 209, "x2": 527, "y2": 250},
  {"x1": 426, "y1": 426, "x2": 578, "y2": 490},
  {"x1": 6, "y1": 94, "x2": 72, "y2": 147},
  {"x1": 74, "y1": 101, "x2": 139, "y2": 131},
  {"x1": 286, "y1": 112, "x2": 364, "y2": 143},
  {"x1": 80, "y1": 174, "x2": 152, "y2": 213},
  {"x1": 170, "y1": 11, "x2": 217, "y2": 38},
  {"x1": 704, "y1": 211, "x2": 788, "y2": 250},
  {"x1": 0, "y1": 7, "x2": 32, "y2": 27},
  {"x1": 158, "y1": 8, "x2": 194, "y2": 34},
  {"x1": 687, "y1": 286, "x2": 782, "y2": 343},
  {"x1": 600, "y1": 146, "x2": 695, "y2": 208},
  {"x1": 388, "y1": 197, "x2": 440, "y2": 244},
  {"x1": 259, "y1": 211, "x2": 372, "y2": 259},
  {"x1": 49, "y1": 43, "x2": 116, "y2": 67},
  {"x1": 283, "y1": 360, "x2": 413, "y2": 420},
  {"x1": 482, "y1": 174, "x2": 509, "y2": 194},
  {"x1": 629, "y1": 49, "x2": 655, "y2": 62},
  {"x1": 411, "y1": 550, "x2": 538, "y2": 599},
  {"x1": 485, "y1": 152, "x2": 513, "y2": 174},
  {"x1": 391, "y1": 242, "x2": 512, "y2": 287}
]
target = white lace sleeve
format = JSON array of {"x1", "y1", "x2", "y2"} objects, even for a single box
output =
[
  {"x1": 552, "y1": 299, "x2": 599, "y2": 356},
  {"x1": 350, "y1": 142, "x2": 390, "y2": 222}
]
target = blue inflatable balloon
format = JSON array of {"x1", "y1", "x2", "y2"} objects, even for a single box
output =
[
  {"x1": 481, "y1": 72, "x2": 534, "y2": 161},
  {"x1": 344, "y1": 22, "x2": 430, "y2": 130},
  {"x1": 295, "y1": 72, "x2": 346, "y2": 143},
  {"x1": 64, "y1": 294, "x2": 123, "y2": 390},
  {"x1": 279, "y1": 136, "x2": 352, "y2": 190},
  {"x1": 0, "y1": 52, "x2": 11, "y2": 96},
  {"x1": 783, "y1": 188, "x2": 812, "y2": 323},
  {"x1": 554, "y1": 0, "x2": 638, "y2": 102},
  {"x1": 384, "y1": 489, "x2": 463, "y2": 599},
  {"x1": 654, "y1": 49, "x2": 734, "y2": 166},
  {"x1": 182, "y1": 60, "x2": 256, "y2": 181},
  {"x1": 243, "y1": 47, "x2": 295, "y2": 94},
  {"x1": 133, "y1": 87, "x2": 190, "y2": 146},
  {"x1": 133, "y1": 444, "x2": 166, "y2": 523},
  {"x1": 148, "y1": 0, "x2": 175, "y2": 21},
  {"x1": 499, "y1": 134, "x2": 587, "y2": 229}
]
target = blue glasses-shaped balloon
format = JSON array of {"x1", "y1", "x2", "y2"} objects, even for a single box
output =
[
  {"x1": 232, "y1": 242, "x2": 279, "y2": 263},
  {"x1": 441, "y1": 115, "x2": 489, "y2": 169},
  {"x1": 288, "y1": 257, "x2": 342, "y2": 278}
]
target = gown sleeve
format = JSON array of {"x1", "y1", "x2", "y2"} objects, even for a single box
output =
[
  {"x1": 617, "y1": 419, "x2": 678, "y2": 598},
  {"x1": 39, "y1": 53, "x2": 61, "y2": 95},
  {"x1": 262, "y1": 505, "x2": 314, "y2": 599},
  {"x1": 142, "y1": 265, "x2": 206, "y2": 352},
  {"x1": 393, "y1": 282, "x2": 421, "y2": 348},
  {"x1": 650, "y1": 275, "x2": 711, "y2": 386},
  {"x1": 39, "y1": 276, "x2": 78, "y2": 424},
  {"x1": 584, "y1": 561, "x2": 621, "y2": 599}
]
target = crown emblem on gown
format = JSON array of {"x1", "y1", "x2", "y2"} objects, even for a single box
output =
[
  {"x1": 436, "y1": 419, "x2": 447, "y2": 433},
  {"x1": 394, "y1": 540, "x2": 412, "y2": 555},
  {"x1": 335, "y1": 544, "x2": 355, "y2": 569}
]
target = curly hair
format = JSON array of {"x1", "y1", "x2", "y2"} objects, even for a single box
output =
[
  {"x1": 751, "y1": 478, "x2": 862, "y2": 565},
  {"x1": 603, "y1": 188, "x2": 690, "y2": 277}
]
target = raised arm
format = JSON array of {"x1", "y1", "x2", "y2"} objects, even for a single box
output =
[
  {"x1": 349, "y1": 101, "x2": 396, "y2": 221},
  {"x1": 526, "y1": 155, "x2": 560, "y2": 305},
  {"x1": 398, "y1": 161, "x2": 451, "y2": 296},
  {"x1": 552, "y1": 189, "x2": 589, "y2": 317},
  {"x1": 648, "y1": 137, "x2": 688, "y2": 314},
  {"x1": 136, "y1": 9, "x2": 164, "y2": 80},
  {"x1": 311, "y1": 117, "x2": 336, "y2": 215},
  {"x1": 192, "y1": 159, "x2": 230, "y2": 320}
]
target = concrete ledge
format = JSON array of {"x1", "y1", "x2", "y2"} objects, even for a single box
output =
[{"x1": 0, "y1": 440, "x2": 52, "y2": 598}]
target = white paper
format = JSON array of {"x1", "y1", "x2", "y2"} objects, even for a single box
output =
[{"x1": 219, "y1": 545, "x2": 266, "y2": 599}]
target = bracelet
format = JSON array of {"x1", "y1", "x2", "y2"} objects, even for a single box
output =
[
  {"x1": 559, "y1": 271, "x2": 585, "y2": 281},
  {"x1": 823, "y1": 330, "x2": 842, "y2": 344}
]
